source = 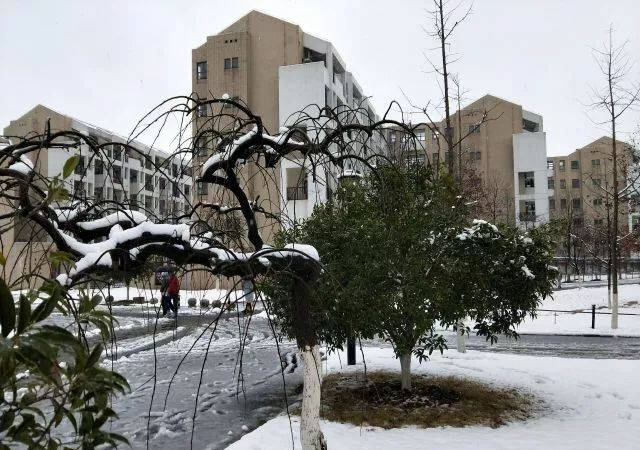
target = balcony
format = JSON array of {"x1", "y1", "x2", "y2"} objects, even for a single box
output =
[{"x1": 286, "y1": 183, "x2": 308, "y2": 201}]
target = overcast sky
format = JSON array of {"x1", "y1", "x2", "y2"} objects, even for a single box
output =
[{"x1": 2, "y1": 0, "x2": 639, "y2": 155}]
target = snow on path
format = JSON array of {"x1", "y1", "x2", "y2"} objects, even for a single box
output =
[{"x1": 228, "y1": 346, "x2": 640, "y2": 450}]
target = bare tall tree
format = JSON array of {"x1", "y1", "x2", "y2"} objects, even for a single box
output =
[
  {"x1": 589, "y1": 27, "x2": 640, "y2": 328},
  {"x1": 424, "y1": 0, "x2": 473, "y2": 176}
]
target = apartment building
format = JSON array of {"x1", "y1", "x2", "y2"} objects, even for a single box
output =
[
  {"x1": 191, "y1": 10, "x2": 379, "y2": 234},
  {"x1": 547, "y1": 136, "x2": 636, "y2": 231},
  {"x1": 2, "y1": 104, "x2": 193, "y2": 287},
  {"x1": 386, "y1": 94, "x2": 549, "y2": 226}
]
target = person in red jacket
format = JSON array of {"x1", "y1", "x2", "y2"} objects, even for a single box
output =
[{"x1": 166, "y1": 271, "x2": 180, "y2": 316}]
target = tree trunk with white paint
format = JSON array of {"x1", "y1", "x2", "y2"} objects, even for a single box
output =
[
  {"x1": 456, "y1": 320, "x2": 466, "y2": 353},
  {"x1": 300, "y1": 345, "x2": 326, "y2": 450},
  {"x1": 290, "y1": 261, "x2": 324, "y2": 450},
  {"x1": 611, "y1": 291, "x2": 619, "y2": 329},
  {"x1": 399, "y1": 353, "x2": 412, "y2": 391}
]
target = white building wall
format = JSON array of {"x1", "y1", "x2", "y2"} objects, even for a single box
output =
[
  {"x1": 513, "y1": 132, "x2": 549, "y2": 226},
  {"x1": 278, "y1": 36, "x2": 379, "y2": 228},
  {"x1": 45, "y1": 119, "x2": 193, "y2": 221},
  {"x1": 278, "y1": 61, "x2": 329, "y2": 227}
]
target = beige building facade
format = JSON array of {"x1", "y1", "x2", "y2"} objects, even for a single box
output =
[
  {"x1": 386, "y1": 94, "x2": 549, "y2": 226},
  {"x1": 2, "y1": 105, "x2": 193, "y2": 289},
  {"x1": 547, "y1": 136, "x2": 635, "y2": 233},
  {"x1": 191, "y1": 10, "x2": 379, "y2": 242}
]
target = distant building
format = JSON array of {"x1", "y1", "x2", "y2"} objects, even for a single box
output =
[
  {"x1": 2, "y1": 104, "x2": 193, "y2": 288},
  {"x1": 191, "y1": 10, "x2": 380, "y2": 234},
  {"x1": 385, "y1": 94, "x2": 549, "y2": 227},
  {"x1": 547, "y1": 136, "x2": 636, "y2": 233}
]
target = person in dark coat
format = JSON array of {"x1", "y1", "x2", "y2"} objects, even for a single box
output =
[{"x1": 166, "y1": 271, "x2": 180, "y2": 315}]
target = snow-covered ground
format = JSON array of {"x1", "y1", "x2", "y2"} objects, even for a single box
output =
[
  {"x1": 227, "y1": 346, "x2": 640, "y2": 450},
  {"x1": 515, "y1": 283, "x2": 640, "y2": 337}
]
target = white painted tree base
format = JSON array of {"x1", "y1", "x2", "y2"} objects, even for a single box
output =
[
  {"x1": 300, "y1": 345, "x2": 327, "y2": 450},
  {"x1": 456, "y1": 320, "x2": 466, "y2": 353}
]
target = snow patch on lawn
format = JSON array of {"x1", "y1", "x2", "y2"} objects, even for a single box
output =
[
  {"x1": 227, "y1": 346, "x2": 640, "y2": 450},
  {"x1": 517, "y1": 283, "x2": 640, "y2": 337}
]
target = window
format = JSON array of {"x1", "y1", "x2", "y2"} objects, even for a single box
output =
[
  {"x1": 144, "y1": 173, "x2": 153, "y2": 191},
  {"x1": 591, "y1": 159, "x2": 601, "y2": 167},
  {"x1": 432, "y1": 153, "x2": 439, "y2": 164},
  {"x1": 113, "y1": 166, "x2": 122, "y2": 183},
  {"x1": 159, "y1": 178, "x2": 166, "y2": 190},
  {"x1": 129, "y1": 194, "x2": 138, "y2": 211},
  {"x1": 197, "y1": 181, "x2": 208, "y2": 195},
  {"x1": 94, "y1": 187, "x2": 104, "y2": 201},
  {"x1": 145, "y1": 158, "x2": 152, "y2": 170},
  {"x1": 172, "y1": 163, "x2": 178, "y2": 177},
  {"x1": 572, "y1": 198, "x2": 581, "y2": 209},
  {"x1": 113, "y1": 145, "x2": 122, "y2": 161},
  {"x1": 594, "y1": 218, "x2": 604, "y2": 227},
  {"x1": 521, "y1": 200, "x2": 536, "y2": 222},
  {"x1": 560, "y1": 198, "x2": 567, "y2": 209},
  {"x1": 468, "y1": 123, "x2": 480, "y2": 134},
  {"x1": 196, "y1": 61, "x2": 208, "y2": 80},
  {"x1": 130, "y1": 169, "x2": 138, "y2": 182},
  {"x1": 547, "y1": 160, "x2": 555, "y2": 170},
  {"x1": 415, "y1": 131, "x2": 425, "y2": 141},
  {"x1": 390, "y1": 132, "x2": 396, "y2": 143},
  {"x1": 124, "y1": 167, "x2": 128, "y2": 180},
  {"x1": 185, "y1": 185, "x2": 191, "y2": 197},
  {"x1": 572, "y1": 178, "x2": 580, "y2": 188},
  {"x1": 523, "y1": 172, "x2": 535, "y2": 188},
  {"x1": 94, "y1": 160, "x2": 104, "y2": 175},
  {"x1": 593, "y1": 198, "x2": 603, "y2": 206},
  {"x1": 560, "y1": 179, "x2": 566, "y2": 189},
  {"x1": 73, "y1": 180, "x2": 83, "y2": 195},
  {"x1": 559, "y1": 160, "x2": 566, "y2": 171},
  {"x1": 573, "y1": 217, "x2": 583, "y2": 227},
  {"x1": 571, "y1": 160, "x2": 579, "y2": 170},
  {"x1": 592, "y1": 179, "x2": 601, "y2": 187},
  {"x1": 74, "y1": 156, "x2": 86, "y2": 175},
  {"x1": 548, "y1": 178, "x2": 555, "y2": 189},
  {"x1": 194, "y1": 137, "x2": 207, "y2": 157},
  {"x1": 549, "y1": 198, "x2": 556, "y2": 209},
  {"x1": 286, "y1": 167, "x2": 308, "y2": 201},
  {"x1": 197, "y1": 103, "x2": 208, "y2": 117},
  {"x1": 224, "y1": 57, "x2": 239, "y2": 70},
  {"x1": 470, "y1": 151, "x2": 481, "y2": 161}
]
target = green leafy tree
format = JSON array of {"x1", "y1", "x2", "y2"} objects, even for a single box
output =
[
  {"x1": 0, "y1": 278, "x2": 129, "y2": 449},
  {"x1": 264, "y1": 166, "x2": 557, "y2": 390}
]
